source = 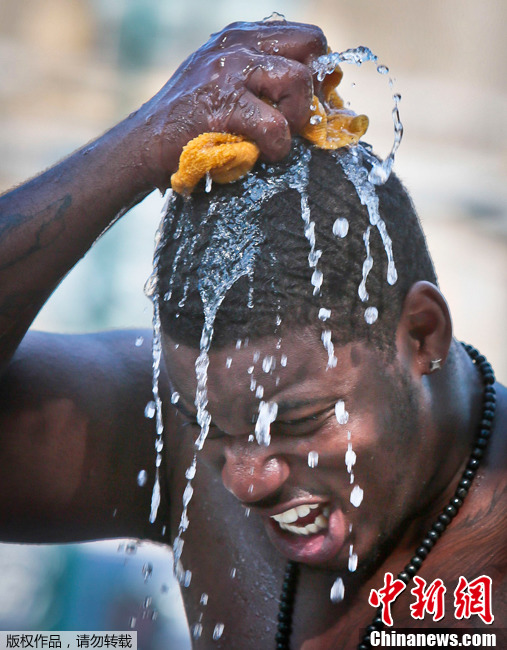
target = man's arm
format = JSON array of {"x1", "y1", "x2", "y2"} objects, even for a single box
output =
[{"x1": 0, "y1": 21, "x2": 327, "y2": 543}]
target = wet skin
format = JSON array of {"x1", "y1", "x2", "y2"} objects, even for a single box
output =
[
  {"x1": 163, "y1": 328, "x2": 468, "y2": 570},
  {"x1": 161, "y1": 329, "x2": 507, "y2": 647}
]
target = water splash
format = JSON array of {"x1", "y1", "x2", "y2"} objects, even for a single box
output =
[
  {"x1": 338, "y1": 147, "x2": 398, "y2": 307},
  {"x1": 348, "y1": 546, "x2": 358, "y2": 572},
  {"x1": 312, "y1": 47, "x2": 403, "y2": 186},
  {"x1": 255, "y1": 401, "x2": 278, "y2": 446},
  {"x1": 330, "y1": 577, "x2": 345, "y2": 603},
  {"x1": 137, "y1": 470, "x2": 148, "y2": 487},
  {"x1": 308, "y1": 450, "x2": 319, "y2": 468},
  {"x1": 213, "y1": 623, "x2": 225, "y2": 640},
  {"x1": 321, "y1": 330, "x2": 337, "y2": 368},
  {"x1": 350, "y1": 485, "x2": 364, "y2": 507},
  {"x1": 335, "y1": 400, "x2": 349, "y2": 425}
]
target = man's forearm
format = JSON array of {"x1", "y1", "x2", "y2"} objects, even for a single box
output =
[{"x1": 0, "y1": 115, "x2": 156, "y2": 370}]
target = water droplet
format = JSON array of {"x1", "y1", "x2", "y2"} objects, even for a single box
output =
[
  {"x1": 309, "y1": 114, "x2": 322, "y2": 125},
  {"x1": 185, "y1": 458, "x2": 197, "y2": 480},
  {"x1": 348, "y1": 549, "x2": 358, "y2": 572},
  {"x1": 125, "y1": 542, "x2": 138, "y2": 555},
  {"x1": 332, "y1": 217, "x2": 349, "y2": 238},
  {"x1": 230, "y1": 567, "x2": 237, "y2": 579},
  {"x1": 200, "y1": 593, "x2": 208, "y2": 606},
  {"x1": 236, "y1": 339, "x2": 242, "y2": 350},
  {"x1": 226, "y1": 357, "x2": 232, "y2": 368},
  {"x1": 205, "y1": 172, "x2": 212, "y2": 193},
  {"x1": 255, "y1": 401, "x2": 278, "y2": 446},
  {"x1": 345, "y1": 443, "x2": 356, "y2": 473},
  {"x1": 350, "y1": 485, "x2": 364, "y2": 507},
  {"x1": 171, "y1": 391, "x2": 180, "y2": 404},
  {"x1": 135, "y1": 336, "x2": 144, "y2": 347},
  {"x1": 335, "y1": 400, "x2": 349, "y2": 425},
  {"x1": 129, "y1": 617, "x2": 137, "y2": 629},
  {"x1": 262, "y1": 355, "x2": 275, "y2": 372},
  {"x1": 308, "y1": 451, "x2": 319, "y2": 468},
  {"x1": 192, "y1": 623, "x2": 203, "y2": 639},
  {"x1": 311, "y1": 269, "x2": 323, "y2": 295},
  {"x1": 213, "y1": 623, "x2": 225, "y2": 640},
  {"x1": 280, "y1": 354, "x2": 287, "y2": 367},
  {"x1": 262, "y1": 11, "x2": 286, "y2": 22},
  {"x1": 319, "y1": 308, "x2": 331, "y2": 321},
  {"x1": 144, "y1": 401, "x2": 156, "y2": 419},
  {"x1": 137, "y1": 470, "x2": 148, "y2": 487},
  {"x1": 144, "y1": 596, "x2": 152, "y2": 609},
  {"x1": 142, "y1": 563, "x2": 153, "y2": 582},
  {"x1": 330, "y1": 577, "x2": 345, "y2": 603},
  {"x1": 183, "y1": 483, "x2": 194, "y2": 507},
  {"x1": 244, "y1": 507, "x2": 251, "y2": 518},
  {"x1": 377, "y1": 64, "x2": 389, "y2": 75},
  {"x1": 364, "y1": 306, "x2": 378, "y2": 324}
]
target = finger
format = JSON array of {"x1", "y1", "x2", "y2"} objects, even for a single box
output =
[
  {"x1": 223, "y1": 90, "x2": 292, "y2": 162},
  {"x1": 245, "y1": 56, "x2": 314, "y2": 133},
  {"x1": 219, "y1": 21, "x2": 327, "y2": 64}
]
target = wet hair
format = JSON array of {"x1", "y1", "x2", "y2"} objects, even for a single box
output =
[{"x1": 156, "y1": 139, "x2": 437, "y2": 352}]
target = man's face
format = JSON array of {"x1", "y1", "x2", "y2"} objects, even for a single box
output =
[{"x1": 163, "y1": 327, "x2": 429, "y2": 571}]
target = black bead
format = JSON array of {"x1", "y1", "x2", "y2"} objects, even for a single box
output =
[
  {"x1": 484, "y1": 374, "x2": 495, "y2": 385},
  {"x1": 416, "y1": 546, "x2": 429, "y2": 558},
  {"x1": 433, "y1": 521, "x2": 446, "y2": 533},
  {"x1": 405, "y1": 564, "x2": 417, "y2": 577},
  {"x1": 451, "y1": 497, "x2": 463, "y2": 509},
  {"x1": 411, "y1": 555, "x2": 423, "y2": 568},
  {"x1": 358, "y1": 645, "x2": 369, "y2": 650},
  {"x1": 277, "y1": 622, "x2": 289, "y2": 633},
  {"x1": 373, "y1": 616, "x2": 383, "y2": 627},
  {"x1": 476, "y1": 437, "x2": 489, "y2": 449},
  {"x1": 483, "y1": 400, "x2": 495, "y2": 411},
  {"x1": 421, "y1": 537, "x2": 434, "y2": 549},
  {"x1": 459, "y1": 478, "x2": 471, "y2": 490},
  {"x1": 482, "y1": 409, "x2": 495, "y2": 421},
  {"x1": 471, "y1": 447, "x2": 484, "y2": 460},
  {"x1": 467, "y1": 458, "x2": 480, "y2": 470},
  {"x1": 479, "y1": 427, "x2": 491, "y2": 438},
  {"x1": 463, "y1": 469, "x2": 476, "y2": 480},
  {"x1": 445, "y1": 504, "x2": 458, "y2": 518},
  {"x1": 484, "y1": 386, "x2": 495, "y2": 397},
  {"x1": 366, "y1": 625, "x2": 378, "y2": 634},
  {"x1": 438, "y1": 513, "x2": 451, "y2": 526},
  {"x1": 475, "y1": 354, "x2": 486, "y2": 364},
  {"x1": 456, "y1": 487, "x2": 468, "y2": 499},
  {"x1": 398, "y1": 571, "x2": 411, "y2": 583}
]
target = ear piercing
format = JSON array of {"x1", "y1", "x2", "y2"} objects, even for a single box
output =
[{"x1": 429, "y1": 358, "x2": 442, "y2": 373}]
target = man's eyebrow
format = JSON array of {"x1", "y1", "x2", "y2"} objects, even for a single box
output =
[{"x1": 275, "y1": 397, "x2": 337, "y2": 416}]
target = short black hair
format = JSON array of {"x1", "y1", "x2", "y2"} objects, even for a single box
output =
[{"x1": 156, "y1": 139, "x2": 437, "y2": 352}]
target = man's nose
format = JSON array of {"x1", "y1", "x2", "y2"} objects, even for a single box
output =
[{"x1": 221, "y1": 441, "x2": 290, "y2": 504}]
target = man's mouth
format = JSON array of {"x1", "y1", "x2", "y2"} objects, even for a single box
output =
[
  {"x1": 270, "y1": 503, "x2": 330, "y2": 535},
  {"x1": 264, "y1": 501, "x2": 346, "y2": 565}
]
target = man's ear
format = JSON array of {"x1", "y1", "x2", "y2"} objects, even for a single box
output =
[{"x1": 395, "y1": 281, "x2": 453, "y2": 376}]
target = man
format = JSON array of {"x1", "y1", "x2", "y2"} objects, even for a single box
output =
[{"x1": 0, "y1": 19, "x2": 505, "y2": 650}]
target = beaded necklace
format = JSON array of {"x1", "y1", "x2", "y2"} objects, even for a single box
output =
[{"x1": 275, "y1": 343, "x2": 496, "y2": 650}]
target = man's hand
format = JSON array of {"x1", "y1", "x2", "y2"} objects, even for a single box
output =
[{"x1": 133, "y1": 20, "x2": 327, "y2": 190}]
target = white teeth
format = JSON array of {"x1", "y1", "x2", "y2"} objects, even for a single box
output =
[
  {"x1": 272, "y1": 507, "x2": 298, "y2": 523},
  {"x1": 296, "y1": 505, "x2": 310, "y2": 518},
  {"x1": 315, "y1": 514, "x2": 328, "y2": 528},
  {"x1": 272, "y1": 504, "x2": 330, "y2": 535}
]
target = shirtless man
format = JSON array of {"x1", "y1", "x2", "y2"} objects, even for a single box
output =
[{"x1": 0, "y1": 20, "x2": 505, "y2": 650}]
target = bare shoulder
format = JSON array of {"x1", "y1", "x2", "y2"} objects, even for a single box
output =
[{"x1": 0, "y1": 329, "x2": 169, "y2": 544}]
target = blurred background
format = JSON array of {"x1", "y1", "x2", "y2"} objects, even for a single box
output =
[{"x1": 0, "y1": 1, "x2": 505, "y2": 648}]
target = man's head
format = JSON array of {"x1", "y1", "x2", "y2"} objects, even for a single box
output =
[
  {"x1": 157, "y1": 140, "x2": 454, "y2": 570},
  {"x1": 156, "y1": 140, "x2": 437, "y2": 355}
]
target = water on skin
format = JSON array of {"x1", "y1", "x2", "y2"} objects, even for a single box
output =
[{"x1": 330, "y1": 577, "x2": 345, "y2": 603}]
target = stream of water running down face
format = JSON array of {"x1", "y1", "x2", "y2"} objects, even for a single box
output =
[{"x1": 143, "y1": 45, "x2": 404, "y2": 635}]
